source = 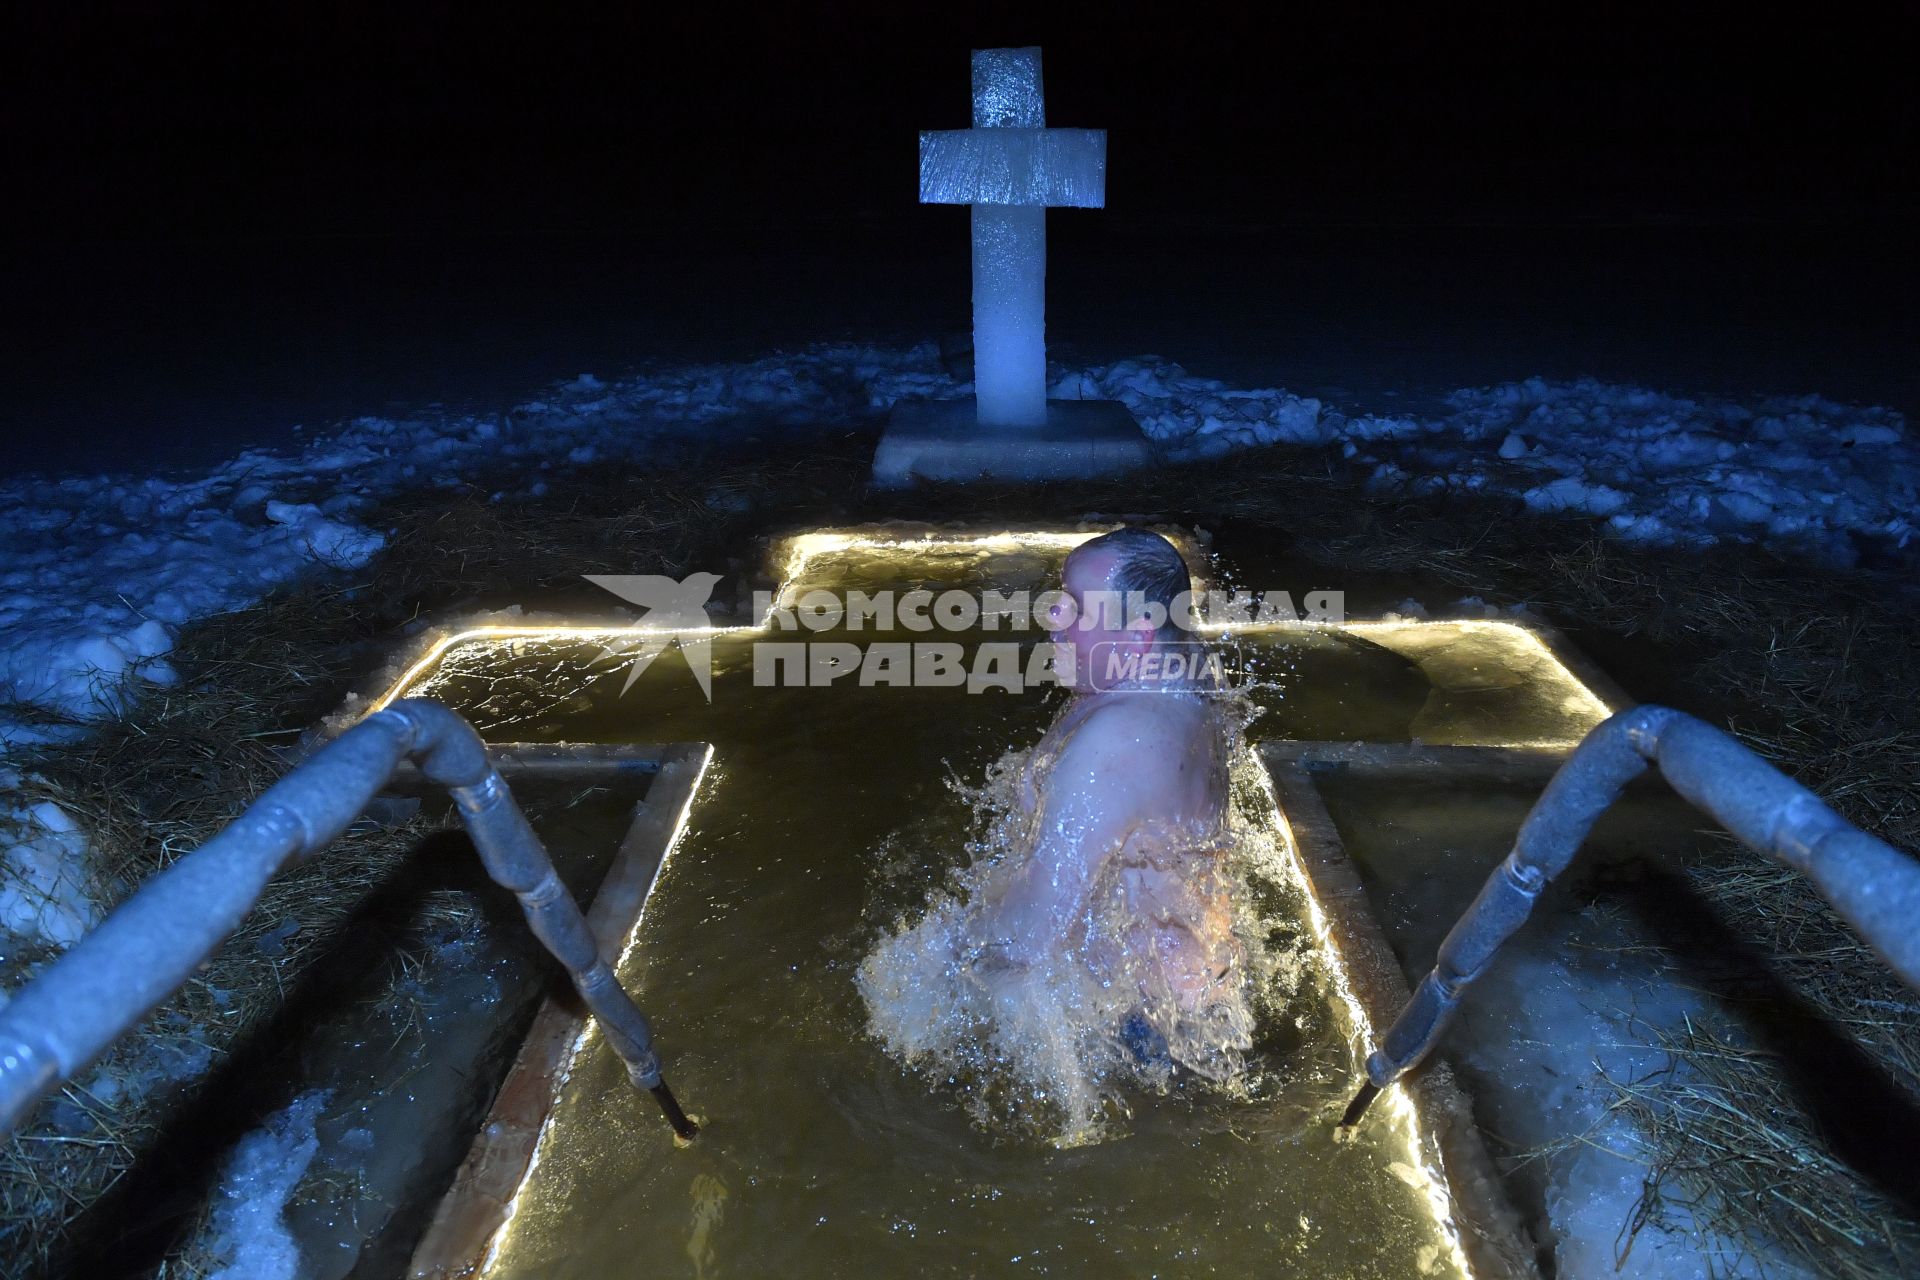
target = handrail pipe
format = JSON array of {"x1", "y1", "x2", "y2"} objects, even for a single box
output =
[
  {"x1": 0, "y1": 698, "x2": 697, "y2": 1141},
  {"x1": 1342, "y1": 705, "x2": 1920, "y2": 1128}
]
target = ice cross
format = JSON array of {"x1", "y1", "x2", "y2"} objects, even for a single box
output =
[{"x1": 919, "y1": 47, "x2": 1106, "y2": 428}]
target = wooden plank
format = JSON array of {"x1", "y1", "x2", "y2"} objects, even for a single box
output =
[
  {"x1": 1262, "y1": 740, "x2": 1571, "y2": 781},
  {"x1": 386, "y1": 742, "x2": 674, "y2": 794},
  {"x1": 1263, "y1": 752, "x2": 1542, "y2": 1280},
  {"x1": 408, "y1": 744, "x2": 710, "y2": 1279}
]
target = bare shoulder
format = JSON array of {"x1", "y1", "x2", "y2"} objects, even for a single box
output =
[
  {"x1": 1051, "y1": 695, "x2": 1208, "y2": 790},
  {"x1": 1075, "y1": 693, "x2": 1212, "y2": 742}
]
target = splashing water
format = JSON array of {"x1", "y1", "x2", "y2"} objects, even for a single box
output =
[{"x1": 857, "y1": 695, "x2": 1311, "y2": 1146}]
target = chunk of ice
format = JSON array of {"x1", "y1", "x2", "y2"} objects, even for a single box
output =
[{"x1": 205, "y1": 1089, "x2": 331, "y2": 1280}]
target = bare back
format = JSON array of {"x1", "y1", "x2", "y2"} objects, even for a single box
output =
[{"x1": 982, "y1": 690, "x2": 1235, "y2": 1002}]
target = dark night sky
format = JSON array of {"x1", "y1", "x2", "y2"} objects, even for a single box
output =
[
  {"x1": 7, "y1": 1, "x2": 1913, "y2": 238},
  {"x1": 0, "y1": 3, "x2": 1913, "y2": 474}
]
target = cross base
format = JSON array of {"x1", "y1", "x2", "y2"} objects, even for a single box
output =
[{"x1": 872, "y1": 398, "x2": 1153, "y2": 488}]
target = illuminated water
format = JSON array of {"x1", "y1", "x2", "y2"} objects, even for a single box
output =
[{"x1": 390, "y1": 537, "x2": 1606, "y2": 1278}]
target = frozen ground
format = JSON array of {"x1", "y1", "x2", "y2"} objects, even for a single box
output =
[
  {"x1": 1457, "y1": 908, "x2": 1811, "y2": 1279},
  {"x1": 0, "y1": 344, "x2": 1909, "y2": 1277},
  {"x1": 2, "y1": 342, "x2": 1910, "y2": 934},
  {"x1": 1069, "y1": 360, "x2": 1915, "y2": 566}
]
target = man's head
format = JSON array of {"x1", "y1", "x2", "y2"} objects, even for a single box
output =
[{"x1": 1055, "y1": 528, "x2": 1194, "y2": 691}]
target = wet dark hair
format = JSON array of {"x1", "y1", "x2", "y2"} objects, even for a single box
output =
[{"x1": 1078, "y1": 527, "x2": 1193, "y2": 638}]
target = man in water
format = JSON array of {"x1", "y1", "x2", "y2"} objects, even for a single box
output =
[{"x1": 977, "y1": 527, "x2": 1241, "y2": 1018}]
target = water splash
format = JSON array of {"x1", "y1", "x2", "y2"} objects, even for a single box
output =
[{"x1": 857, "y1": 697, "x2": 1310, "y2": 1146}]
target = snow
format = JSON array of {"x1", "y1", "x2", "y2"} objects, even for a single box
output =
[
  {"x1": 1053, "y1": 358, "x2": 1332, "y2": 456},
  {"x1": 1524, "y1": 475, "x2": 1633, "y2": 516},
  {"x1": 0, "y1": 472, "x2": 372, "y2": 727},
  {"x1": 203, "y1": 1089, "x2": 330, "y2": 1280},
  {"x1": 1374, "y1": 377, "x2": 1916, "y2": 566},
  {"x1": 0, "y1": 778, "x2": 99, "y2": 946},
  {"x1": 0, "y1": 346, "x2": 944, "y2": 739},
  {"x1": 1059, "y1": 364, "x2": 1912, "y2": 566},
  {"x1": 262, "y1": 501, "x2": 385, "y2": 570}
]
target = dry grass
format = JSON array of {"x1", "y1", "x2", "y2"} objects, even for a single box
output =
[{"x1": 1605, "y1": 1015, "x2": 1919, "y2": 1280}]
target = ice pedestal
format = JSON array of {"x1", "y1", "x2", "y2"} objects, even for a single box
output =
[{"x1": 872, "y1": 398, "x2": 1152, "y2": 488}]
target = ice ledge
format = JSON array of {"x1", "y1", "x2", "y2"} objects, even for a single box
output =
[{"x1": 872, "y1": 398, "x2": 1151, "y2": 487}]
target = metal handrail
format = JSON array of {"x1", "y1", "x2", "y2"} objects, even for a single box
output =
[
  {"x1": 0, "y1": 698, "x2": 696, "y2": 1141},
  {"x1": 1344, "y1": 704, "x2": 1920, "y2": 1127}
]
